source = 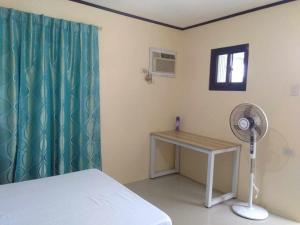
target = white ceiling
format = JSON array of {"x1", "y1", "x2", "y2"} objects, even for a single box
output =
[{"x1": 83, "y1": 0, "x2": 280, "y2": 28}]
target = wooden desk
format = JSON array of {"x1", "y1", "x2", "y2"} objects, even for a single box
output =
[{"x1": 149, "y1": 130, "x2": 241, "y2": 208}]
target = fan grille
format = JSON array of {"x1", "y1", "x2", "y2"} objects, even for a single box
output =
[{"x1": 230, "y1": 103, "x2": 268, "y2": 143}]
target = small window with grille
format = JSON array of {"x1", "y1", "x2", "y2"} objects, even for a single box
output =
[{"x1": 209, "y1": 44, "x2": 249, "y2": 91}]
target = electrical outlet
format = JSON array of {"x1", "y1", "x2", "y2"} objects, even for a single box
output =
[
  {"x1": 289, "y1": 84, "x2": 300, "y2": 96},
  {"x1": 282, "y1": 148, "x2": 295, "y2": 156}
]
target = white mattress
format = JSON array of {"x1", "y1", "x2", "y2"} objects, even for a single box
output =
[{"x1": 0, "y1": 169, "x2": 172, "y2": 225}]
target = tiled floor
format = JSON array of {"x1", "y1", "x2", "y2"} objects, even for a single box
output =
[{"x1": 127, "y1": 175, "x2": 299, "y2": 225}]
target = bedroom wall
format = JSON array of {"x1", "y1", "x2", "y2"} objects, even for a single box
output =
[
  {"x1": 0, "y1": 0, "x2": 184, "y2": 183},
  {"x1": 179, "y1": 1, "x2": 300, "y2": 222},
  {"x1": 1, "y1": 0, "x2": 299, "y2": 222}
]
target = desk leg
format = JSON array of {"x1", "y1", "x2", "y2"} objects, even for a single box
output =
[
  {"x1": 175, "y1": 145, "x2": 181, "y2": 173},
  {"x1": 205, "y1": 152, "x2": 215, "y2": 208},
  {"x1": 150, "y1": 136, "x2": 180, "y2": 179},
  {"x1": 232, "y1": 148, "x2": 240, "y2": 197},
  {"x1": 150, "y1": 135, "x2": 156, "y2": 178},
  {"x1": 206, "y1": 149, "x2": 240, "y2": 207}
]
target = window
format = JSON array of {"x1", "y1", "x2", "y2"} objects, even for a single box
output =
[{"x1": 209, "y1": 44, "x2": 249, "y2": 91}]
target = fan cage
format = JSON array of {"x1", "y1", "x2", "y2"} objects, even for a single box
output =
[{"x1": 230, "y1": 103, "x2": 268, "y2": 143}]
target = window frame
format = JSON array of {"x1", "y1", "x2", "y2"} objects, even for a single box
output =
[{"x1": 209, "y1": 44, "x2": 249, "y2": 91}]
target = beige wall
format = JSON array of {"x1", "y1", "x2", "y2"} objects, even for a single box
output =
[
  {"x1": 179, "y1": 1, "x2": 300, "y2": 222},
  {"x1": 0, "y1": 0, "x2": 183, "y2": 183},
  {"x1": 1, "y1": 0, "x2": 300, "y2": 222}
]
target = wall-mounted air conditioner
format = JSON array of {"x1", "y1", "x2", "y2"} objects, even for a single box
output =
[{"x1": 149, "y1": 48, "x2": 176, "y2": 77}]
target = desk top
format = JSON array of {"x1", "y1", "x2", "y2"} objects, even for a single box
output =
[{"x1": 151, "y1": 130, "x2": 240, "y2": 151}]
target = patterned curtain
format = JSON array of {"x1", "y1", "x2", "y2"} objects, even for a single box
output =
[{"x1": 0, "y1": 8, "x2": 101, "y2": 184}]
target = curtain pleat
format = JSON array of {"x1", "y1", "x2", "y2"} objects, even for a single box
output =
[{"x1": 0, "y1": 7, "x2": 101, "y2": 184}]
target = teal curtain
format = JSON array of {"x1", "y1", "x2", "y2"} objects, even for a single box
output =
[{"x1": 0, "y1": 7, "x2": 101, "y2": 184}]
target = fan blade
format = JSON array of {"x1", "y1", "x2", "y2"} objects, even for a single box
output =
[
  {"x1": 233, "y1": 124, "x2": 241, "y2": 130},
  {"x1": 243, "y1": 106, "x2": 252, "y2": 118},
  {"x1": 254, "y1": 126, "x2": 262, "y2": 136},
  {"x1": 253, "y1": 115, "x2": 262, "y2": 126}
]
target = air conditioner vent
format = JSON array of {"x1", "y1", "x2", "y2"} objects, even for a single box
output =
[
  {"x1": 149, "y1": 48, "x2": 176, "y2": 77},
  {"x1": 161, "y1": 53, "x2": 175, "y2": 60}
]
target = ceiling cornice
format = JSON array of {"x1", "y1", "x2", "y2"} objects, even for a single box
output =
[
  {"x1": 69, "y1": 0, "x2": 184, "y2": 30},
  {"x1": 69, "y1": 0, "x2": 296, "y2": 31},
  {"x1": 182, "y1": 0, "x2": 296, "y2": 30}
]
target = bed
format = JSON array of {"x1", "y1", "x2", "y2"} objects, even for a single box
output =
[{"x1": 0, "y1": 169, "x2": 172, "y2": 225}]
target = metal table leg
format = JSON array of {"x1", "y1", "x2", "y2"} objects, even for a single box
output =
[{"x1": 205, "y1": 152, "x2": 215, "y2": 207}]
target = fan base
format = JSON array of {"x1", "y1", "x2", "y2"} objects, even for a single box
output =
[{"x1": 232, "y1": 202, "x2": 269, "y2": 220}]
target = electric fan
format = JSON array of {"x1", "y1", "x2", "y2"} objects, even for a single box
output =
[{"x1": 230, "y1": 103, "x2": 269, "y2": 220}]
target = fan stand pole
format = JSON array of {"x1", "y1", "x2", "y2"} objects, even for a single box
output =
[
  {"x1": 232, "y1": 131, "x2": 269, "y2": 220},
  {"x1": 248, "y1": 131, "x2": 256, "y2": 208}
]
